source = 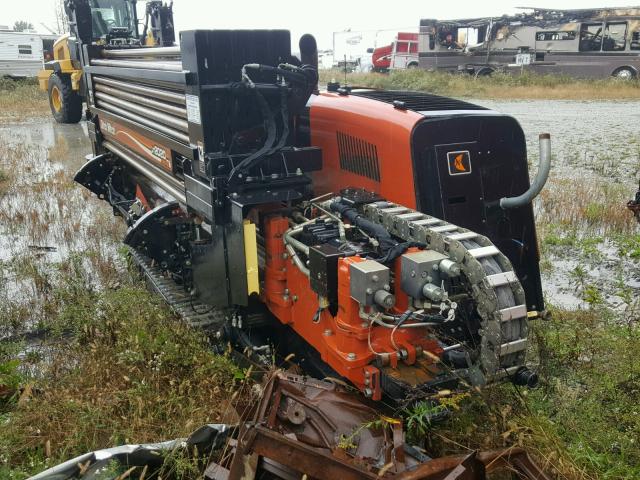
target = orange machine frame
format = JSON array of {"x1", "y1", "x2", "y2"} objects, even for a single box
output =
[
  {"x1": 262, "y1": 215, "x2": 442, "y2": 401},
  {"x1": 309, "y1": 92, "x2": 423, "y2": 209}
]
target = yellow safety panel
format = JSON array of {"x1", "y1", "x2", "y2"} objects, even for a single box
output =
[
  {"x1": 70, "y1": 70, "x2": 83, "y2": 91},
  {"x1": 37, "y1": 34, "x2": 82, "y2": 92},
  {"x1": 243, "y1": 220, "x2": 260, "y2": 295},
  {"x1": 37, "y1": 69, "x2": 53, "y2": 91},
  {"x1": 145, "y1": 30, "x2": 157, "y2": 46}
]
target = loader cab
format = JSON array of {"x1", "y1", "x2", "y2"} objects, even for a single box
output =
[
  {"x1": 87, "y1": 0, "x2": 139, "y2": 43},
  {"x1": 62, "y1": 0, "x2": 139, "y2": 47}
]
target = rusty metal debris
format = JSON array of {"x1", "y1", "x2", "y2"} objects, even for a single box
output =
[
  {"x1": 207, "y1": 372, "x2": 551, "y2": 480},
  {"x1": 28, "y1": 372, "x2": 551, "y2": 480}
]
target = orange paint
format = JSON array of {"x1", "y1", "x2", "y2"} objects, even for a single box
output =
[
  {"x1": 99, "y1": 117, "x2": 173, "y2": 172},
  {"x1": 263, "y1": 216, "x2": 442, "y2": 399},
  {"x1": 309, "y1": 92, "x2": 423, "y2": 208}
]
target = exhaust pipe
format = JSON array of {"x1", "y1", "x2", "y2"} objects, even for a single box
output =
[
  {"x1": 299, "y1": 34, "x2": 318, "y2": 71},
  {"x1": 299, "y1": 34, "x2": 319, "y2": 92},
  {"x1": 500, "y1": 133, "x2": 551, "y2": 210}
]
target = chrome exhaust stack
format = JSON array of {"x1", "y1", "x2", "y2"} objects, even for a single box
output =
[{"x1": 500, "y1": 133, "x2": 551, "y2": 209}]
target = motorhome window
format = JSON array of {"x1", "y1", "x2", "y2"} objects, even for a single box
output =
[
  {"x1": 439, "y1": 29, "x2": 462, "y2": 50},
  {"x1": 536, "y1": 31, "x2": 576, "y2": 41},
  {"x1": 459, "y1": 27, "x2": 484, "y2": 47},
  {"x1": 580, "y1": 23, "x2": 604, "y2": 51},
  {"x1": 631, "y1": 31, "x2": 640, "y2": 50},
  {"x1": 603, "y1": 22, "x2": 627, "y2": 51},
  {"x1": 18, "y1": 45, "x2": 32, "y2": 55}
]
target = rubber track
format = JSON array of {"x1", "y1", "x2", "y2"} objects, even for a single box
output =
[{"x1": 128, "y1": 248, "x2": 228, "y2": 330}]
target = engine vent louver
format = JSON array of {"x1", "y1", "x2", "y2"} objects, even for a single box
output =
[
  {"x1": 350, "y1": 90, "x2": 487, "y2": 112},
  {"x1": 336, "y1": 131, "x2": 381, "y2": 181}
]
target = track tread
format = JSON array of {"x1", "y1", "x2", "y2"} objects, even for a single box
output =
[{"x1": 129, "y1": 249, "x2": 228, "y2": 330}]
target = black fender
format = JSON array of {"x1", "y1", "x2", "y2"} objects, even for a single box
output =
[
  {"x1": 124, "y1": 202, "x2": 190, "y2": 272},
  {"x1": 73, "y1": 153, "x2": 113, "y2": 198}
]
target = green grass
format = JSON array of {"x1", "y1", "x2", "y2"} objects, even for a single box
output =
[
  {"x1": 320, "y1": 68, "x2": 640, "y2": 100},
  {"x1": 410, "y1": 307, "x2": 640, "y2": 480},
  {"x1": 614, "y1": 233, "x2": 640, "y2": 259},
  {"x1": 542, "y1": 226, "x2": 579, "y2": 248},
  {"x1": 0, "y1": 257, "x2": 244, "y2": 479},
  {"x1": 529, "y1": 309, "x2": 640, "y2": 478}
]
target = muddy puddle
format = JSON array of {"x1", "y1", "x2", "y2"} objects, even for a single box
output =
[
  {"x1": 475, "y1": 99, "x2": 640, "y2": 312},
  {"x1": 0, "y1": 118, "x2": 125, "y2": 339},
  {"x1": 0, "y1": 103, "x2": 638, "y2": 331}
]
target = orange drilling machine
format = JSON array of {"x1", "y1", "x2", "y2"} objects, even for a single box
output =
[{"x1": 71, "y1": 2, "x2": 550, "y2": 403}]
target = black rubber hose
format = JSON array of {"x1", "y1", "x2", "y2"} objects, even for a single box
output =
[
  {"x1": 267, "y1": 86, "x2": 290, "y2": 155},
  {"x1": 244, "y1": 64, "x2": 309, "y2": 84},
  {"x1": 330, "y1": 200, "x2": 425, "y2": 264},
  {"x1": 330, "y1": 201, "x2": 397, "y2": 251},
  {"x1": 227, "y1": 87, "x2": 277, "y2": 183}
]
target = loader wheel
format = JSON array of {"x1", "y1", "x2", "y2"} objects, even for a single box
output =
[{"x1": 48, "y1": 74, "x2": 82, "y2": 124}]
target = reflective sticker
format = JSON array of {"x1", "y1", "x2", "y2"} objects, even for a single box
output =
[
  {"x1": 197, "y1": 141, "x2": 206, "y2": 175},
  {"x1": 447, "y1": 150, "x2": 472, "y2": 176},
  {"x1": 185, "y1": 94, "x2": 201, "y2": 125}
]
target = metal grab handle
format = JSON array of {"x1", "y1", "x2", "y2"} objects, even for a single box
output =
[{"x1": 500, "y1": 133, "x2": 551, "y2": 210}]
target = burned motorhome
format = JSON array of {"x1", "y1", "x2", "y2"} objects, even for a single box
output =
[{"x1": 419, "y1": 7, "x2": 640, "y2": 78}]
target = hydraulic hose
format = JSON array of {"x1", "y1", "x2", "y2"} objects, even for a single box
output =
[
  {"x1": 359, "y1": 307, "x2": 443, "y2": 328},
  {"x1": 227, "y1": 84, "x2": 277, "y2": 183},
  {"x1": 283, "y1": 226, "x2": 310, "y2": 256},
  {"x1": 330, "y1": 200, "x2": 424, "y2": 264},
  {"x1": 500, "y1": 133, "x2": 551, "y2": 209},
  {"x1": 286, "y1": 244, "x2": 310, "y2": 277},
  {"x1": 330, "y1": 201, "x2": 397, "y2": 251}
]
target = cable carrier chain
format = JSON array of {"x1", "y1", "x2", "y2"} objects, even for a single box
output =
[{"x1": 75, "y1": 26, "x2": 549, "y2": 403}]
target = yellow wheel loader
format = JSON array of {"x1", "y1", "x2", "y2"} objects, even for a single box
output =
[
  {"x1": 38, "y1": 0, "x2": 174, "y2": 124},
  {"x1": 38, "y1": 34, "x2": 84, "y2": 123}
]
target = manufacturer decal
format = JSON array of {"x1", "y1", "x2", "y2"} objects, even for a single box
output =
[
  {"x1": 98, "y1": 117, "x2": 173, "y2": 172},
  {"x1": 197, "y1": 141, "x2": 206, "y2": 175},
  {"x1": 151, "y1": 145, "x2": 168, "y2": 161},
  {"x1": 101, "y1": 119, "x2": 116, "y2": 136},
  {"x1": 447, "y1": 150, "x2": 472, "y2": 176}
]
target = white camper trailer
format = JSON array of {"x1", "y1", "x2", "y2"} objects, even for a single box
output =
[{"x1": 0, "y1": 28, "x2": 46, "y2": 77}]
